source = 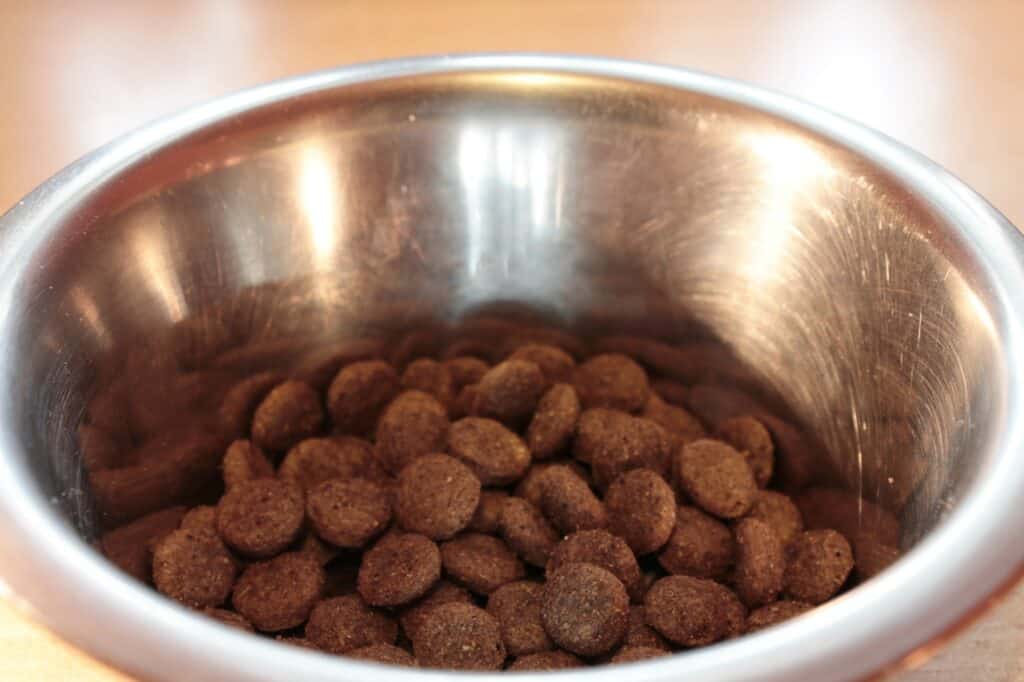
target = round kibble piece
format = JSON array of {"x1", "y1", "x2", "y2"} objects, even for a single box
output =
[
  {"x1": 299, "y1": 532, "x2": 340, "y2": 566},
  {"x1": 222, "y1": 439, "x2": 275, "y2": 489},
  {"x1": 537, "y1": 464, "x2": 607, "y2": 534},
  {"x1": 395, "y1": 454, "x2": 481, "y2": 540},
  {"x1": 526, "y1": 383, "x2": 581, "y2": 460},
  {"x1": 508, "y1": 344, "x2": 576, "y2": 383},
  {"x1": 202, "y1": 608, "x2": 254, "y2": 632},
  {"x1": 401, "y1": 358, "x2": 455, "y2": 408},
  {"x1": 547, "y1": 530, "x2": 643, "y2": 602},
  {"x1": 232, "y1": 552, "x2": 325, "y2": 632},
  {"x1": 746, "y1": 600, "x2": 813, "y2": 632},
  {"x1": 642, "y1": 395, "x2": 706, "y2": 448},
  {"x1": 447, "y1": 417, "x2": 531, "y2": 486},
  {"x1": 605, "y1": 469, "x2": 676, "y2": 555},
  {"x1": 708, "y1": 581, "x2": 747, "y2": 638},
  {"x1": 350, "y1": 643, "x2": 418, "y2": 666},
  {"x1": 279, "y1": 436, "x2": 386, "y2": 492},
  {"x1": 675, "y1": 439, "x2": 757, "y2": 519},
  {"x1": 515, "y1": 459, "x2": 590, "y2": 508},
  {"x1": 487, "y1": 581, "x2": 553, "y2": 656},
  {"x1": 305, "y1": 594, "x2": 398, "y2": 654},
  {"x1": 153, "y1": 528, "x2": 237, "y2": 608},
  {"x1": 412, "y1": 602, "x2": 506, "y2": 670},
  {"x1": 358, "y1": 533, "x2": 442, "y2": 607},
  {"x1": 219, "y1": 371, "x2": 285, "y2": 437},
  {"x1": 473, "y1": 359, "x2": 547, "y2": 426},
  {"x1": 733, "y1": 518, "x2": 786, "y2": 608},
  {"x1": 575, "y1": 409, "x2": 672, "y2": 488},
  {"x1": 624, "y1": 605, "x2": 669, "y2": 651},
  {"x1": 785, "y1": 529, "x2": 854, "y2": 604},
  {"x1": 749, "y1": 490, "x2": 804, "y2": 548},
  {"x1": 307, "y1": 477, "x2": 392, "y2": 548},
  {"x1": 180, "y1": 505, "x2": 217, "y2": 532},
  {"x1": 540, "y1": 562, "x2": 629, "y2": 657},
  {"x1": 251, "y1": 380, "x2": 324, "y2": 452},
  {"x1": 716, "y1": 416, "x2": 775, "y2": 488},
  {"x1": 573, "y1": 354, "x2": 649, "y2": 413},
  {"x1": 644, "y1": 575, "x2": 724, "y2": 647},
  {"x1": 658, "y1": 506, "x2": 736, "y2": 579},
  {"x1": 217, "y1": 479, "x2": 305, "y2": 558},
  {"x1": 441, "y1": 533, "x2": 525, "y2": 595},
  {"x1": 611, "y1": 647, "x2": 669, "y2": 664},
  {"x1": 498, "y1": 497, "x2": 560, "y2": 568},
  {"x1": 376, "y1": 391, "x2": 450, "y2": 475},
  {"x1": 399, "y1": 580, "x2": 474, "y2": 641},
  {"x1": 468, "y1": 489, "x2": 508, "y2": 534},
  {"x1": 327, "y1": 361, "x2": 401, "y2": 436},
  {"x1": 444, "y1": 356, "x2": 490, "y2": 389},
  {"x1": 507, "y1": 651, "x2": 583, "y2": 671}
]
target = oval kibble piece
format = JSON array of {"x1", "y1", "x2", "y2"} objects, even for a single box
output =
[
  {"x1": 376, "y1": 391, "x2": 450, "y2": 475},
  {"x1": 658, "y1": 506, "x2": 736, "y2": 579},
  {"x1": 547, "y1": 530, "x2": 643, "y2": 603},
  {"x1": 202, "y1": 608, "x2": 255, "y2": 632},
  {"x1": 412, "y1": 602, "x2": 506, "y2": 670},
  {"x1": 358, "y1": 533, "x2": 442, "y2": 607},
  {"x1": 447, "y1": 417, "x2": 531, "y2": 486},
  {"x1": 498, "y1": 497, "x2": 560, "y2": 568},
  {"x1": 279, "y1": 437, "x2": 384, "y2": 493},
  {"x1": 624, "y1": 605, "x2": 670, "y2": 651},
  {"x1": 642, "y1": 394, "x2": 706, "y2": 448},
  {"x1": 307, "y1": 478, "x2": 392, "y2": 548},
  {"x1": 853, "y1": 533, "x2": 901, "y2": 581},
  {"x1": 746, "y1": 600, "x2": 813, "y2": 632},
  {"x1": 401, "y1": 358, "x2": 455, "y2": 408},
  {"x1": 487, "y1": 581, "x2": 553, "y2": 656},
  {"x1": 733, "y1": 518, "x2": 786, "y2": 609},
  {"x1": 473, "y1": 359, "x2": 547, "y2": 427},
  {"x1": 748, "y1": 490, "x2": 804, "y2": 548},
  {"x1": 305, "y1": 594, "x2": 398, "y2": 654},
  {"x1": 350, "y1": 643, "x2": 418, "y2": 666},
  {"x1": 508, "y1": 344, "x2": 576, "y2": 383},
  {"x1": 298, "y1": 532, "x2": 340, "y2": 566},
  {"x1": 221, "y1": 440, "x2": 275, "y2": 490},
  {"x1": 644, "y1": 575, "x2": 724, "y2": 647},
  {"x1": 219, "y1": 371, "x2": 285, "y2": 438},
  {"x1": 441, "y1": 533, "x2": 525, "y2": 595},
  {"x1": 575, "y1": 409, "x2": 672, "y2": 488},
  {"x1": 708, "y1": 581, "x2": 747, "y2": 639},
  {"x1": 399, "y1": 580, "x2": 474, "y2": 641},
  {"x1": 785, "y1": 529, "x2": 854, "y2": 604},
  {"x1": 526, "y1": 383, "x2": 581, "y2": 460},
  {"x1": 444, "y1": 356, "x2": 490, "y2": 389},
  {"x1": 611, "y1": 646, "x2": 669, "y2": 664},
  {"x1": 251, "y1": 380, "x2": 324, "y2": 453},
  {"x1": 395, "y1": 454, "x2": 480, "y2": 540},
  {"x1": 99, "y1": 506, "x2": 187, "y2": 583},
  {"x1": 675, "y1": 439, "x2": 757, "y2": 519},
  {"x1": 715, "y1": 416, "x2": 775, "y2": 488},
  {"x1": 573, "y1": 353, "x2": 649, "y2": 413},
  {"x1": 180, "y1": 505, "x2": 217, "y2": 532},
  {"x1": 153, "y1": 528, "x2": 237, "y2": 608},
  {"x1": 468, "y1": 489, "x2": 509, "y2": 534},
  {"x1": 515, "y1": 459, "x2": 590, "y2": 509},
  {"x1": 232, "y1": 552, "x2": 325, "y2": 632},
  {"x1": 537, "y1": 464, "x2": 607, "y2": 534},
  {"x1": 605, "y1": 469, "x2": 676, "y2": 555},
  {"x1": 541, "y1": 562, "x2": 629, "y2": 658},
  {"x1": 216, "y1": 479, "x2": 305, "y2": 558},
  {"x1": 507, "y1": 650, "x2": 583, "y2": 671},
  {"x1": 327, "y1": 361, "x2": 401, "y2": 436}
]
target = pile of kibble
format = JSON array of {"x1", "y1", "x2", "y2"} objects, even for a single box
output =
[{"x1": 92, "y1": 324, "x2": 902, "y2": 670}]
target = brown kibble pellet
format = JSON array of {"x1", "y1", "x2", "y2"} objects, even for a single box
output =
[
  {"x1": 853, "y1": 533, "x2": 900, "y2": 581},
  {"x1": 605, "y1": 469, "x2": 676, "y2": 555},
  {"x1": 100, "y1": 506, "x2": 186, "y2": 583},
  {"x1": 219, "y1": 371, "x2": 285, "y2": 438},
  {"x1": 180, "y1": 505, "x2": 217, "y2": 532},
  {"x1": 305, "y1": 594, "x2": 398, "y2": 654},
  {"x1": 508, "y1": 344, "x2": 576, "y2": 383},
  {"x1": 785, "y1": 529, "x2": 854, "y2": 604},
  {"x1": 675, "y1": 439, "x2": 757, "y2": 519},
  {"x1": 708, "y1": 581, "x2": 747, "y2": 638},
  {"x1": 547, "y1": 530, "x2": 643, "y2": 603},
  {"x1": 298, "y1": 532, "x2": 340, "y2": 566},
  {"x1": 395, "y1": 454, "x2": 480, "y2": 540},
  {"x1": 746, "y1": 600, "x2": 813, "y2": 632},
  {"x1": 350, "y1": 643, "x2": 418, "y2": 666},
  {"x1": 444, "y1": 356, "x2": 490, "y2": 388},
  {"x1": 651, "y1": 379, "x2": 689, "y2": 407},
  {"x1": 217, "y1": 479, "x2": 305, "y2": 558},
  {"x1": 575, "y1": 409, "x2": 672, "y2": 488},
  {"x1": 515, "y1": 459, "x2": 590, "y2": 509},
  {"x1": 536, "y1": 464, "x2": 607, "y2": 534},
  {"x1": 507, "y1": 650, "x2": 583, "y2": 671},
  {"x1": 399, "y1": 580, "x2": 474, "y2": 641},
  {"x1": 658, "y1": 506, "x2": 735, "y2": 580},
  {"x1": 541, "y1": 562, "x2": 629, "y2": 657},
  {"x1": 232, "y1": 552, "x2": 325, "y2": 632},
  {"x1": 468, "y1": 490, "x2": 508, "y2": 534},
  {"x1": 642, "y1": 394, "x2": 706, "y2": 448},
  {"x1": 327, "y1": 361, "x2": 401, "y2": 436},
  {"x1": 473, "y1": 359, "x2": 547, "y2": 426},
  {"x1": 624, "y1": 605, "x2": 669, "y2": 651},
  {"x1": 222, "y1": 440, "x2": 274, "y2": 490},
  {"x1": 733, "y1": 518, "x2": 786, "y2": 608},
  {"x1": 279, "y1": 437, "x2": 385, "y2": 493},
  {"x1": 202, "y1": 608, "x2": 255, "y2": 632},
  {"x1": 413, "y1": 602, "x2": 506, "y2": 670},
  {"x1": 716, "y1": 416, "x2": 775, "y2": 488},
  {"x1": 401, "y1": 358, "x2": 455, "y2": 408},
  {"x1": 526, "y1": 383, "x2": 581, "y2": 460},
  {"x1": 447, "y1": 417, "x2": 531, "y2": 486},
  {"x1": 610, "y1": 646, "x2": 669, "y2": 664},
  {"x1": 375, "y1": 391, "x2": 450, "y2": 475},
  {"x1": 291, "y1": 338, "x2": 386, "y2": 391},
  {"x1": 749, "y1": 490, "x2": 804, "y2": 548},
  {"x1": 307, "y1": 478, "x2": 392, "y2": 548},
  {"x1": 498, "y1": 497, "x2": 560, "y2": 568},
  {"x1": 573, "y1": 354, "x2": 649, "y2": 413},
  {"x1": 251, "y1": 380, "x2": 324, "y2": 453},
  {"x1": 358, "y1": 532, "x2": 441, "y2": 606},
  {"x1": 487, "y1": 581, "x2": 553, "y2": 656},
  {"x1": 441, "y1": 533, "x2": 525, "y2": 595},
  {"x1": 644, "y1": 575, "x2": 724, "y2": 647}
]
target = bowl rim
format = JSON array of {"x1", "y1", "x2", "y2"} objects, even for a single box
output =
[{"x1": 1, "y1": 53, "x2": 1023, "y2": 682}]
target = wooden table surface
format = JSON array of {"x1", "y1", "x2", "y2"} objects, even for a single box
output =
[{"x1": 0, "y1": 1, "x2": 1022, "y2": 680}]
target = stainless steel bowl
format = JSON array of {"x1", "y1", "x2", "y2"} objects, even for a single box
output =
[{"x1": 1, "y1": 55, "x2": 1023, "y2": 682}]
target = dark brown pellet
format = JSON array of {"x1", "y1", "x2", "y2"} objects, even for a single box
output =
[
  {"x1": 498, "y1": 497, "x2": 560, "y2": 568},
  {"x1": 153, "y1": 527, "x2": 237, "y2": 608},
  {"x1": 643, "y1": 575, "x2": 724, "y2": 647},
  {"x1": 541, "y1": 562, "x2": 629, "y2": 657},
  {"x1": 327, "y1": 361, "x2": 401, "y2": 436},
  {"x1": 218, "y1": 371, "x2": 285, "y2": 438},
  {"x1": 575, "y1": 409, "x2": 672, "y2": 488},
  {"x1": 412, "y1": 602, "x2": 506, "y2": 670},
  {"x1": 487, "y1": 581, "x2": 553, "y2": 656},
  {"x1": 180, "y1": 505, "x2": 217, "y2": 532},
  {"x1": 605, "y1": 469, "x2": 676, "y2": 555},
  {"x1": 748, "y1": 490, "x2": 804, "y2": 548},
  {"x1": 232, "y1": 552, "x2": 325, "y2": 632},
  {"x1": 375, "y1": 391, "x2": 450, "y2": 475},
  {"x1": 623, "y1": 605, "x2": 670, "y2": 651},
  {"x1": 473, "y1": 359, "x2": 548, "y2": 427},
  {"x1": 785, "y1": 529, "x2": 854, "y2": 604},
  {"x1": 447, "y1": 417, "x2": 531, "y2": 486},
  {"x1": 444, "y1": 356, "x2": 490, "y2": 389},
  {"x1": 216, "y1": 479, "x2": 305, "y2": 558},
  {"x1": 395, "y1": 454, "x2": 480, "y2": 540},
  {"x1": 401, "y1": 358, "x2": 456, "y2": 409},
  {"x1": 222, "y1": 440, "x2": 275, "y2": 490},
  {"x1": 350, "y1": 643, "x2": 418, "y2": 666},
  {"x1": 853, "y1": 534, "x2": 900, "y2": 581},
  {"x1": 441, "y1": 533, "x2": 525, "y2": 595},
  {"x1": 733, "y1": 518, "x2": 786, "y2": 609},
  {"x1": 507, "y1": 650, "x2": 583, "y2": 671},
  {"x1": 573, "y1": 354, "x2": 649, "y2": 413},
  {"x1": 100, "y1": 506, "x2": 186, "y2": 583},
  {"x1": 746, "y1": 600, "x2": 813, "y2": 632},
  {"x1": 399, "y1": 580, "x2": 474, "y2": 641},
  {"x1": 305, "y1": 594, "x2": 398, "y2": 654},
  {"x1": 508, "y1": 344, "x2": 576, "y2": 383},
  {"x1": 716, "y1": 416, "x2": 775, "y2": 488},
  {"x1": 708, "y1": 581, "x2": 747, "y2": 639},
  {"x1": 251, "y1": 380, "x2": 324, "y2": 453},
  {"x1": 547, "y1": 530, "x2": 643, "y2": 603},
  {"x1": 610, "y1": 646, "x2": 669, "y2": 664},
  {"x1": 515, "y1": 459, "x2": 591, "y2": 509},
  {"x1": 675, "y1": 439, "x2": 757, "y2": 519},
  {"x1": 307, "y1": 478, "x2": 392, "y2": 549},
  {"x1": 658, "y1": 506, "x2": 735, "y2": 579},
  {"x1": 537, "y1": 464, "x2": 607, "y2": 534},
  {"x1": 358, "y1": 533, "x2": 441, "y2": 607},
  {"x1": 468, "y1": 490, "x2": 509, "y2": 534},
  {"x1": 278, "y1": 436, "x2": 385, "y2": 493},
  {"x1": 526, "y1": 383, "x2": 581, "y2": 460},
  {"x1": 452, "y1": 383, "x2": 480, "y2": 419},
  {"x1": 642, "y1": 394, "x2": 706, "y2": 449}
]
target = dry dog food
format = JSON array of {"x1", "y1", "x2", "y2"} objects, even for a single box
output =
[{"x1": 95, "y1": 319, "x2": 900, "y2": 670}]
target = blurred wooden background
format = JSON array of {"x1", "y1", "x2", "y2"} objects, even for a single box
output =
[{"x1": 0, "y1": 1, "x2": 1021, "y2": 680}]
